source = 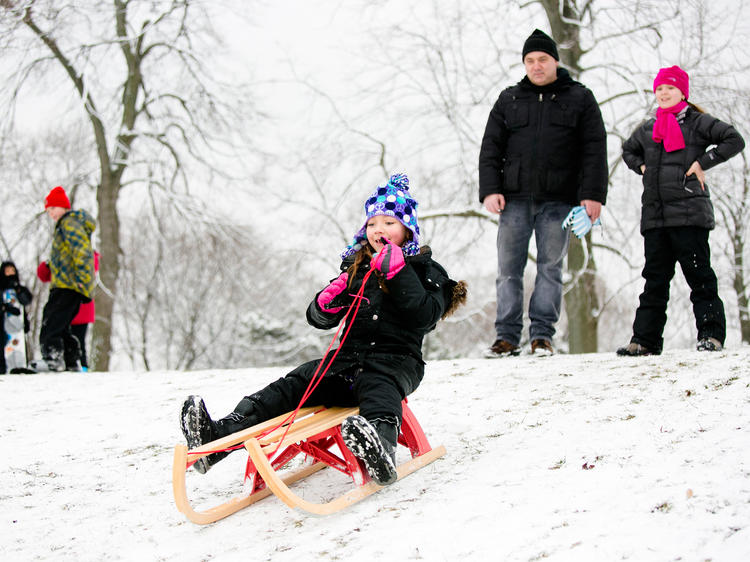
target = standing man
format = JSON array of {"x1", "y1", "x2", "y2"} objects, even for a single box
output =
[
  {"x1": 478, "y1": 29, "x2": 608, "y2": 356},
  {"x1": 31, "y1": 186, "x2": 96, "y2": 372}
]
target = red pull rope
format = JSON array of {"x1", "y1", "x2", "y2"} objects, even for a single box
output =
[
  {"x1": 261, "y1": 267, "x2": 376, "y2": 455},
  {"x1": 186, "y1": 268, "x2": 376, "y2": 464}
]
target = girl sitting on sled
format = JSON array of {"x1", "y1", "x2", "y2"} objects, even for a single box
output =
[{"x1": 180, "y1": 173, "x2": 466, "y2": 485}]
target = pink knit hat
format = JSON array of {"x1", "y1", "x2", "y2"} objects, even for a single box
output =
[{"x1": 653, "y1": 66, "x2": 689, "y2": 100}]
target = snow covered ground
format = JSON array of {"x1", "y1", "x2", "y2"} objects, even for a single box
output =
[{"x1": 3, "y1": 347, "x2": 749, "y2": 561}]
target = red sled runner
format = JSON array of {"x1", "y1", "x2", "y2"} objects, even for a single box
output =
[{"x1": 172, "y1": 399, "x2": 445, "y2": 523}]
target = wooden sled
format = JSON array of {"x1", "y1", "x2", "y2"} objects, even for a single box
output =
[{"x1": 173, "y1": 400, "x2": 446, "y2": 523}]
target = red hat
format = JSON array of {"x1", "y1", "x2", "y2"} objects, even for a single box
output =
[
  {"x1": 653, "y1": 65, "x2": 689, "y2": 100},
  {"x1": 44, "y1": 186, "x2": 71, "y2": 209}
]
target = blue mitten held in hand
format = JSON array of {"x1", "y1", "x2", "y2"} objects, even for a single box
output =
[{"x1": 562, "y1": 206, "x2": 601, "y2": 238}]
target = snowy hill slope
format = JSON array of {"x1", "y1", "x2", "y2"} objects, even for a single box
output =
[{"x1": 3, "y1": 348, "x2": 749, "y2": 561}]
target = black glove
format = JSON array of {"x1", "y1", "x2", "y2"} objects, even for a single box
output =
[{"x1": 3, "y1": 303, "x2": 21, "y2": 316}]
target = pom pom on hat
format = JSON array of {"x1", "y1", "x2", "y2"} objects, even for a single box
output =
[
  {"x1": 341, "y1": 173, "x2": 421, "y2": 259},
  {"x1": 44, "y1": 186, "x2": 71, "y2": 209},
  {"x1": 522, "y1": 29, "x2": 559, "y2": 61},
  {"x1": 653, "y1": 65, "x2": 689, "y2": 100}
]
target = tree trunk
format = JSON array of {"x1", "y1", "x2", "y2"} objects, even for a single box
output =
[
  {"x1": 91, "y1": 174, "x2": 120, "y2": 371},
  {"x1": 732, "y1": 233, "x2": 750, "y2": 344},
  {"x1": 565, "y1": 235, "x2": 599, "y2": 352}
]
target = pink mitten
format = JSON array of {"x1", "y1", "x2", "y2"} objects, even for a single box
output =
[
  {"x1": 316, "y1": 272, "x2": 349, "y2": 313},
  {"x1": 371, "y1": 239, "x2": 405, "y2": 280}
]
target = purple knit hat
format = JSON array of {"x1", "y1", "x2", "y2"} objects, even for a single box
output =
[{"x1": 341, "y1": 173, "x2": 420, "y2": 259}]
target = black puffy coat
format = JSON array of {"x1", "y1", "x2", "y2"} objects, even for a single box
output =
[
  {"x1": 305, "y1": 247, "x2": 459, "y2": 395},
  {"x1": 478, "y1": 68, "x2": 608, "y2": 205},
  {"x1": 622, "y1": 107, "x2": 745, "y2": 233},
  {"x1": 1, "y1": 260, "x2": 32, "y2": 334}
]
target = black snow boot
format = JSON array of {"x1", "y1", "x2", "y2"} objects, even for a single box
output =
[
  {"x1": 341, "y1": 415, "x2": 399, "y2": 486},
  {"x1": 180, "y1": 396, "x2": 259, "y2": 474},
  {"x1": 180, "y1": 395, "x2": 222, "y2": 474},
  {"x1": 30, "y1": 346, "x2": 65, "y2": 372}
]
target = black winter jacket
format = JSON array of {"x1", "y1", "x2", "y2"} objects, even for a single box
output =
[
  {"x1": 622, "y1": 107, "x2": 745, "y2": 233},
  {"x1": 1, "y1": 261, "x2": 32, "y2": 333},
  {"x1": 478, "y1": 68, "x2": 608, "y2": 206},
  {"x1": 305, "y1": 248, "x2": 458, "y2": 395}
]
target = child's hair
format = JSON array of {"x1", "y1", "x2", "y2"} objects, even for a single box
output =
[
  {"x1": 687, "y1": 101, "x2": 705, "y2": 114},
  {"x1": 347, "y1": 245, "x2": 374, "y2": 287}
]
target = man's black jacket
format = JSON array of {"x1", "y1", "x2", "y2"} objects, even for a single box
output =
[{"x1": 478, "y1": 68, "x2": 608, "y2": 206}]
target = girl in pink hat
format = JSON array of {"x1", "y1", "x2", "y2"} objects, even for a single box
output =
[{"x1": 618, "y1": 66, "x2": 745, "y2": 356}]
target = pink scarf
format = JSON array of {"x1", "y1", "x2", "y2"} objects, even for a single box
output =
[{"x1": 652, "y1": 101, "x2": 688, "y2": 152}]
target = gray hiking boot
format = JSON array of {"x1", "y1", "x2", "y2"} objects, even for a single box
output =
[
  {"x1": 341, "y1": 415, "x2": 398, "y2": 486},
  {"x1": 696, "y1": 337, "x2": 723, "y2": 352},
  {"x1": 616, "y1": 342, "x2": 660, "y2": 357}
]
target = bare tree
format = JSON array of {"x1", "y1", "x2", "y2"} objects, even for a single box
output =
[
  {"x1": 717, "y1": 153, "x2": 750, "y2": 343},
  {"x1": 0, "y1": 0, "x2": 255, "y2": 370},
  {"x1": 0, "y1": 124, "x2": 96, "y2": 357},
  {"x1": 325, "y1": 0, "x2": 750, "y2": 353},
  {"x1": 115, "y1": 192, "x2": 318, "y2": 370},
  {"x1": 708, "y1": 97, "x2": 750, "y2": 344}
]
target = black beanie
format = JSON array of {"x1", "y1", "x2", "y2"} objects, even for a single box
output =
[{"x1": 522, "y1": 29, "x2": 559, "y2": 61}]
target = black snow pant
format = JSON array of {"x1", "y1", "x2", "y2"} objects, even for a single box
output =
[
  {"x1": 631, "y1": 226, "x2": 726, "y2": 352},
  {"x1": 70, "y1": 324, "x2": 90, "y2": 368},
  {"x1": 40, "y1": 288, "x2": 84, "y2": 364},
  {"x1": 239, "y1": 354, "x2": 422, "y2": 428}
]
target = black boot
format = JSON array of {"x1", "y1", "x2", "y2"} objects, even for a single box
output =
[
  {"x1": 341, "y1": 415, "x2": 399, "y2": 486},
  {"x1": 180, "y1": 396, "x2": 260, "y2": 474},
  {"x1": 30, "y1": 346, "x2": 65, "y2": 372},
  {"x1": 180, "y1": 396, "x2": 219, "y2": 474}
]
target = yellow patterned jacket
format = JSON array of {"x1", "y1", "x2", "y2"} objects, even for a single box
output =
[{"x1": 49, "y1": 209, "x2": 96, "y2": 299}]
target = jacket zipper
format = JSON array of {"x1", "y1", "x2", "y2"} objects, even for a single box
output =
[{"x1": 533, "y1": 93, "x2": 544, "y2": 194}]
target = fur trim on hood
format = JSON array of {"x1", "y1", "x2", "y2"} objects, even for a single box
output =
[{"x1": 442, "y1": 279, "x2": 467, "y2": 320}]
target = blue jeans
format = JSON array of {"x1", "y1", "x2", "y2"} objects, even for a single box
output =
[{"x1": 494, "y1": 200, "x2": 571, "y2": 345}]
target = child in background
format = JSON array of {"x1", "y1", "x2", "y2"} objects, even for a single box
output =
[
  {"x1": 38, "y1": 251, "x2": 99, "y2": 371},
  {"x1": 1, "y1": 261, "x2": 33, "y2": 373},
  {"x1": 31, "y1": 186, "x2": 96, "y2": 372},
  {"x1": 180, "y1": 173, "x2": 466, "y2": 485},
  {"x1": 618, "y1": 66, "x2": 745, "y2": 356}
]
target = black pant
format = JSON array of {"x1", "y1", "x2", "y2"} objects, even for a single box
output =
[
  {"x1": 631, "y1": 226, "x2": 725, "y2": 351},
  {"x1": 243, "y1": 358, "x2": 408, "y2": 425},
  {"x1": 40, "y1": 288, "x2": 84, "y2": 360},
  {"x1": 70, "y1": 324, "x2": 89, "y2": 368}
]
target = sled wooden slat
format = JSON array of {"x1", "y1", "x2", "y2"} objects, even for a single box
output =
[
  {"x1": 257, "y1": 407, "x2": 358, "y2": 453},
  {"x1": 181, "y1": 407, "x2": 320, "y2": 466},
  {"x1": 173, "y1": 400, "x2": 445, "y2": 524},
  {"x1": 172, "y1": 444, "x2": 327, "y2": 525}
]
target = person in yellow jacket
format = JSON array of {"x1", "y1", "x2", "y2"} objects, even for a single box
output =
[{"x1": 30, "y1": 186, "x2": 96, "y2": 372}]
